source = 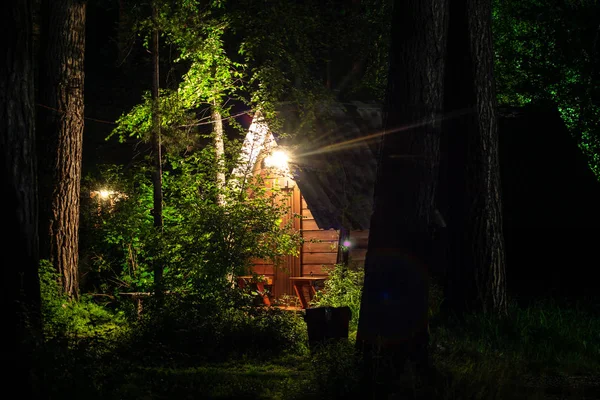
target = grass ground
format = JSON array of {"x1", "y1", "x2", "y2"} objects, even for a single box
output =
[
  {"x1": 109, "y1": 359, "x2": 314, "y2": 400},
  {"x1": 41, "y1": 294, "x2": 599, "y2": 400},
  {"x1": 428, "y1": 296, "x2": 600, "y2": 400}
]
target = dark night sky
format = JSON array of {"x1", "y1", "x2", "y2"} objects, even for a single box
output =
[
  {"x1": 83, "y1": 2, "x2": 256, "y2": 176},
  {"x1": 84, "y1": 2, "x2": 141, "y2": 174}
]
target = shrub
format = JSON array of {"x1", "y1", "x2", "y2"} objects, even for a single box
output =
[
  {"x1": 129, "y1": 291, "x2": 309, "y2": 366},
  {"x1": 39, "y1": 259, "x2": 128, "y2": 339},
  {"x1": 80, "y1": 152, "x2": 301, "y2": 296},
  {"x1": 310, "y1": 264, "x2": 364, "y2": 332}
]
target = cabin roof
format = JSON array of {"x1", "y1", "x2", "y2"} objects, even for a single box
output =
[{"x1": 238, "y1": 101, "x2": 383, "y2": 231}]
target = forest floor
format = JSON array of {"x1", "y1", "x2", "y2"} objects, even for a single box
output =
[
  {"x1": 96, "y1": 355, "x2": 600, "y2": 400},
  {"x1": 77, "y1": 340, "x2": 599, "y2": 400},
  {"x1": 519, "y1": 373, "x2": 600, "y2": 400},
  {"x1": 42, "y1": 293, "x2": 599, "y2": 399}
]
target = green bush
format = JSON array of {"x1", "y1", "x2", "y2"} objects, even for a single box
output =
[
  {"x1": 39, "y1": 259, "x2": 128, "y2": 339},
  {"x1": 80, "y1": 151, "x2": 301, "y2": 296},
  {"x1": 310, "y1": 264, "x2": 364, "y2": 332},
  {"x1": 129, "y1": 292, "x2": 309, "y2": 366}
]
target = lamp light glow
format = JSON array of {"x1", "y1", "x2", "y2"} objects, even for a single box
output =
[
  {"x1": 99, "y1": 190, "x2": 113, "y2": 199},
  {"x1": 264, "y1": 149, "x2": 289, "y2": 170}
]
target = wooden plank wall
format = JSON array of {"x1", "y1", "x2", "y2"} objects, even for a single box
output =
[
  {"x1": 274, "y1": 184, "x2": 301, "y2": 297},
  {"x1": 348, "y1": 230, "x2": 369, "y2": 269},
  {"x1": 248, "y1": 174, "x2": 300, "y2": 297},
  {"x1": 248, "y1": 179, "x2": 370, "y2": 298},
  {"x1": 300, "y1": 197, "x2": 339, "y2": 276}
]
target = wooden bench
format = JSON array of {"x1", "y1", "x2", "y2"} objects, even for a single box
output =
[
  {"x1": 289, "y1": 276, "x2": 327, "y2": 309},
  {"x1": 237, "y1": 275, "x2": 273, "y2": 306}
]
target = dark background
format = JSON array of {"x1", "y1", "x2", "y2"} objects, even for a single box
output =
[{"x1": 83, "y1": 2, "x2": 600, "y2": 306}]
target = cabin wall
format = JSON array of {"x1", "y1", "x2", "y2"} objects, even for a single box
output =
[
  {"x1": 248, "y1": 174, "x2": 300, "y2": 298},
  {"x1": 300, "y1": 196, "x2": 339, "y2": 277},
  {"x1": 248, "y1": 176, "x2": 372, "y2": 299},
  {"x1": 347, "y1": 230, "x2": 369, "y2": 269},
  {"x1": 276, "y1": 185, "x2": 301, "y2": 296}
]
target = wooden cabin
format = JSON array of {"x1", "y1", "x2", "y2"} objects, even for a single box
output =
[{"x1": 233, "y1": 101, "x2": 382, "y2": 301}]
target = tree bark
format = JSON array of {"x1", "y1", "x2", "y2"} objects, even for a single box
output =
[
  {"x1": 443, "y1": 0, "x2": 507, "y2": 315},
  {"x1": 1, "y1": 0, "x2": 43, "y2": 395},
  {"x1": 212, "y1": 104, "x2": 226, "y2": 206},
  {"x1": 37, "y1": 0, "x2": 86, "y2": 299},
  {"x1": 151, "y1": 2, "x2": 164, "y2": 294},
  {"x1": 356, "y1": 0, "x2": 448, "y2": 393}
]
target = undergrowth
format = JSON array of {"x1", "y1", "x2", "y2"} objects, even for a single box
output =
[
  {"x1": 310, "y1": 263, "x2": 364, "y2": 332},
  {"x1": 430, "y1": 297, "x2": 600, "y2": 400},
  {"x1": 432, "y1": 298, "x2": 600, "y2": 377},
  {"x1": 39, "y1": 259, "x2": 129, "y2": 339},
  {"x1": 37, "y1": 261, "x2": 599, "y2": 400}
]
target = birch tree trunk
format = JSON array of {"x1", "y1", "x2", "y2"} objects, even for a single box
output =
[
  {"x1": 151, "y1": 2, "x2": 164, "y2": 294},
  {"x1": 37, "y1": 0, "x2": 86, "y2": 299},
  {"x1": 212, "y1": 103, "x2": 226, "y2": 206}
]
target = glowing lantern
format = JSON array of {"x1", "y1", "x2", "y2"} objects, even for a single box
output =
[
  {"x1": 98, "y1": 190, "x2": 113, "y2": 199},
  {"x1": 264, "y1": 149, "x2": 289, "y2": 170}
]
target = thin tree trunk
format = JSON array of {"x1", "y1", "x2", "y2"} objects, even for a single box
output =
[
  {"x1": 37, "y1": 0, "x2": 85, "y2": 299},
  {"x1": 444, "y1": 0, "x2": 507, "y2": 315},
  {"x1": 151, "y1": 2, "x2": 164, "y2": 294},
  {"x1": 356, "y1": 0, "x2": 448, "y2": 394},
  {"x1": 116, "y1": 0, "x2": 133, "y2": 67},
  {"x1": 212, "y1": 103, "x2": 226, "y2": 205},
  {"x1": 1, "y1": 0, "x2": 43, "y2": 395}
]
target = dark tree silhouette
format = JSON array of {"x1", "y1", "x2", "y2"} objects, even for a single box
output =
[
  {"x1": 1, "y1": 0, "x2": 43, "y2": 395},
  {"x1": 443, "y1": 0, "x2": 507, "y2": 315},
  {"x1": 37, "y1": 0, "x2": 86, "y2": 298},
  {"x1": 356, "y1": 0, "x2": 448, "y2": 392}
]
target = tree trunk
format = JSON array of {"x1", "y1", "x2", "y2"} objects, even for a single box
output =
[
  {"x1": 356, "y1": 0, "x2": 448, "y2": 394},
  {"x1": 37, "y1": 0, "x2": 85, "y2": 299},
  {"x1": 116, "y1": 0, "x2": 133, "y2": 67},
  {"x1": 212, "y1": 103, "x2": 226, "y2": 205},
  {"x1": 151, "y1": 2, "x2": 164, "y2": 294},
  {"x1": 1, "y1": 0, "x2": 43, "y2": 395},
  {"x1": 443, "y1": 0, "x2": 507, "y2": 316}
]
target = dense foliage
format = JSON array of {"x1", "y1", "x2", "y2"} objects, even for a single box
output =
[
  {"x1": 38, "y1": 266, "x2": 311, "y2": 399},
  {"x1": 39, "y1": 259, "x2": 127, "y2": 339},
  {"x1": 310, "y1": 264, "x2": 364, "y2": 333},
  {"x1": 493, "y1": 0, "x2": 600, "y2": 178},
  {"x1": 80, "y1": 150, "x2": 301, "y2": 295}
]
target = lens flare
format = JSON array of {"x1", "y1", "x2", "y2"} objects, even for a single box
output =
[{"x1": 264, "y1": 150, "x2": 289, "y2": 170}]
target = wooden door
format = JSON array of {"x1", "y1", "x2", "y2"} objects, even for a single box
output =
[{"x1": 272, "y1": 183, "x2": 302, "y2": 297}]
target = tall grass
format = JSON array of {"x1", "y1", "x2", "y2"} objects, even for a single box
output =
[
  {"x1": 432, "y1": 298, "x2": 600, "y2": 375},
  {"x1": 429, "y1": 297, "x2": 600, "y2": 399}
]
